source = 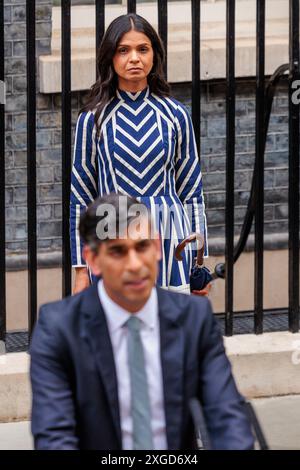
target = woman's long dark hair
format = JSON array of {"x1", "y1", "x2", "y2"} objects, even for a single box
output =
[{"x1": 80, "y1": 13, "x2": 170, "y2": 132}]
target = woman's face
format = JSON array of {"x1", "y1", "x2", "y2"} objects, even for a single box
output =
[{"x1": 113, "y1": 29, "x2": 154, "y2": 91}]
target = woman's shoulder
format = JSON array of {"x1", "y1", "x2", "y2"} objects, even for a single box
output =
[
  {"x1": 76, "y1": 109, "x2": 96, "y2": 128},
  {"x1": 150, "y1": 93, "x2": 190, "y2": 120}
]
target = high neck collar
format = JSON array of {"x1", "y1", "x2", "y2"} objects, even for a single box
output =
[{"x1": 117, "y1": 86, "x2": 149, "y2": 103}]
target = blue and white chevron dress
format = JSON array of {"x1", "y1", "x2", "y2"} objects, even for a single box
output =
[{"x1": 70, "y1": 87, "x2": 207, "y2": 293}]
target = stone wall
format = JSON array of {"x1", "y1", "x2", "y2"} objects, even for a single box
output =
[{"x1": 4, "y1": 1, "x2": 291, "y2": 267}]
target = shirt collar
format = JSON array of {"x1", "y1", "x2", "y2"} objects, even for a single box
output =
[
  {"x1": 98, "y1": 279, "x2": 158, "y2": 333},
  {"x1": 116, "y1": 86, "x2": 150, "y2": 103}
]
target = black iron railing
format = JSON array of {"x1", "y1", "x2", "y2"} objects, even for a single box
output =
[
  {"x1": 288, "y1": 0, "x2": 300, "y2": 333},
  {"x1": 27, "y1": 0, "x2": 37, "y2": 336},
  {"x1": 0, "y1": 0, "x2": 299, "y2": 349},
  {"x1": 0, "y1": 0, "x2": 5, "y2": 346}
]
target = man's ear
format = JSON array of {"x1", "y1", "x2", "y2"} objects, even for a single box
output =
[
  {"x1": 82, "y1": 245, "x2": 102, "y2": 277},
  {"x1": 154, "y1": 235, "x2": 162, "y2": 262}
]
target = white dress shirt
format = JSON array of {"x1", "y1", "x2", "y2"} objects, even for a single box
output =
[{"x1": 98, "y1": 280, "x2": 168, "y2": 450}]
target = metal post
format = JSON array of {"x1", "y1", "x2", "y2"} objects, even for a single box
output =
[
  {"x1": 62, "y1": 0, "x2": 72, "y2": 297},
  {"x1": 288, "y1": 0, "x2": 300, "y2": 332},
  {"x1": 0, "y1": 0, "x2": 6, "y2": 348},
  {"x1": 158, "y1": 0, "x2": 168, "y2": 79},
  {"x1": 127, "y1": 0, "x2": 136, "y2": 14},
  {"x1": 191, "y1": 0, "x2": 200, "y2": 155},
  {"x1": 96, "y1": 0, "x2": 105, "y2": 73},
  {"x1": 225, "y1": 0, "x2": 236, "y2": 336},
  {"x1": 254, "y1": 0, "x2": 265, "y2": 334},
  {"x1": 27, "y1": 0, "x2": 37, "y2": 338}
]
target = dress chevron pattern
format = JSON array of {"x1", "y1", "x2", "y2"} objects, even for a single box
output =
[{"x1": 70, "y1": 87, "x2": 207, "y2": 293}]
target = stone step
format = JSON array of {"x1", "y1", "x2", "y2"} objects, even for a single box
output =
[{"x1": 1, "y1": 331, "x2": 300, "y2": 422}]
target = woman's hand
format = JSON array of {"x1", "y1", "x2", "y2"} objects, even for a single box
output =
[
  {"x1": 192, "y1": 282, "x2": 212, "y2": 297},
  {"x1": 73, "y1": 267, "x2": 90, "y2": 294}
]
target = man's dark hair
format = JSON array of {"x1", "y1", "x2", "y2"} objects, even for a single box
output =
[{"x1": 79, "y1": 193, "x2": 151, "y2": 251}]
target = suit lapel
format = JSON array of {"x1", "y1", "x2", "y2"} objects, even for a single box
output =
[
  {"x1": 81, "y1": 284, "x2": 122, "y2": 447},
  {"x1": 157, "y1": 288, "x2": 185, "y2": 450}
]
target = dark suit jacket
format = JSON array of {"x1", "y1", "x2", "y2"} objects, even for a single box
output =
[{"x1": 30, "y1": 284, "x2": 254, "y2": 450}]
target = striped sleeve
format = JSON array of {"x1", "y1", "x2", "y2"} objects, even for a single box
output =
[
  {"x1": 174, "y1": 103, "x2": 208, "y2": 255},
  {"x1": 70, "y1": 111, "x2": 98, "y2": 266}
]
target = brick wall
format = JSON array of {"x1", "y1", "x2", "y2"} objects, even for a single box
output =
[
  {"x1": 172, "y1": 80, "x2": 290, "y2": 243},
  {"x1": 4, "y1": 1, "x2": 291, "y2": 268}
]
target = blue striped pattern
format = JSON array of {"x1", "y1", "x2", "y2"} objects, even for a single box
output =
[{"x1": 70, "y1": 87, "x2": 207, "y2": 293}]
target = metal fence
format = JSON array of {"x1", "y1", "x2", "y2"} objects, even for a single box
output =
[{"x1": 0, "y1": 0, "x2": 299, "y2": 349}]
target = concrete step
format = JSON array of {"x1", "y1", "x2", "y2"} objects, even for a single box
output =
[
  {"x1": 1, "y1": 331, "x2": 300, "y2": 422},
  {"x1": 1, "y1": 395, "x2": 300, "y2": 450}
]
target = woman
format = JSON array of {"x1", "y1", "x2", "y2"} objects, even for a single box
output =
[{"x1": 70, "y1": 13, "x2": 207, "y2": 294}]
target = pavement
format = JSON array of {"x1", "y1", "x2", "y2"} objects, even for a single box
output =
[{"x1": 0, "y1": 395, "x2": 300, "y2": 450}]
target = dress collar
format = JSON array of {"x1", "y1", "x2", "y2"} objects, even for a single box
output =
[{"x1": 116, "y1": 86, "x2": 150, "y2": 103}]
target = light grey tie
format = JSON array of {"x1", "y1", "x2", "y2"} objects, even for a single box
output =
[{"x1": 126, "y1": 316, "x2": 154, "y2": 450}]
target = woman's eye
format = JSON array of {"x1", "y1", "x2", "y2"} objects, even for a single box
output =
[{"x1": 118, "y1": 48, "x2": 127, "y2": 54}]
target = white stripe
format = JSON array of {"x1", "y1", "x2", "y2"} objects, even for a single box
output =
[
  {"x1": 165, "y1": 284, "x2": 190, "y2": 294},
  {"x1": 152, "y1": 180, "x2": 164, "y2": 196},
  {"x1": 103, "y1": 125, "x2": 118, "y2": 192},
  {"x1": 149, "y1": 196, "x2": 157, "y2": 234},
  {"x1": 115, "y1": 134, "x2": 162, "y2": 163},
  {"x1": 95, "y1": 99, "x2": 113, "y2": 129},
  {"x1": 101, "y1": 100, "x2": 124, "y2": 128},
  {"x1": 120, "y1": 101, "x2": 148, "y2": 117},
  {"x1": 112, "y1": 110, "x2": 117, "y2": 141},
  {"x1": 97, "y1": 143, "x2": 110, "y2": 194},
  {"x1": 76, "y1": 204, "x2": 82, "y2": 265},
  {"x1": 71, "y1": 184, "x2": 87, "y2": 206},
  {"x1": 193, "y1": 197, "x2": 201, "y2": 234},
  {"x1": 72, "y1": 116, "x2": 80, "y2": 164},
  {"x1": 156, "y1": 110, "x2": 164, "y2": 142},
  {"x1": 116, "y1": 122, "x2": 158, "y2": 147},
  {"x1": 175, "y1": 157, "x2": 189, "y2": 182},
  {"x1": 117, "y1": 109, "x2": 154, "y2": 131},
  {"x1": 117, "y1": 185, "x2": 130, "y2": 196},
  {"x1": 177, "y1": 106, "x2": 190, "y2": 166},
  {"x1": 174, "y1": 116, "x2": 182, "y2": 162},
  {"x1": 182, "y1": 171, "x2": 202, "y2": 202},
  {"x1": 177, "y1": 159, "x2": 198, "y2": 197},
  {"x1": 91, "y1": 122, "x2": 97, "y2": 173},
  {"x1": 161, "y1": 196, "x2": 171, "y2": 239},
  {"x1": 158, "y1": 203, "x2": 167, "y2": 287},
  {"x1": 72, "y1": 167, "x2": 95, "y2": 202},
  {"x1": 165, "y1": 96, "x2": 179, "y2": 112},
  {"x1": 81, "y1": 112, "x2": 97, "y2": 192},
  {"x1": 162, "y1": 118, "x2": 172, "y2": 192},
  {"x1": 145, "y1": 98, "x2": 173, "y2": 127},
  {"x1": 152, "y1": 94, "x2": 175, "y2": 121},
  {"x1": 116, "y1": 167, "x2": 164, "y2": 195},
  {"x1": 114, "y1": 149, "x2": 164, "y2": 179}
]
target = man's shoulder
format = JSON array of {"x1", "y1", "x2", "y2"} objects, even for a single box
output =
[
  {"x1": 38, "y1": 285, "x2": 95, "y2": 327},
  {"x1": 156, "y1": 287, "x2": 212, "y2": 324}
]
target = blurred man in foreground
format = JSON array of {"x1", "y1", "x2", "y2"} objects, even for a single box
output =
[{"x1": 30, "y1": 194, "x2": 254, "y2": 450}]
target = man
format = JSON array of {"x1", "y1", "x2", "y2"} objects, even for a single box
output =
[{"x1": 30, "y1": 194, "x2": 254, "y2": 450}]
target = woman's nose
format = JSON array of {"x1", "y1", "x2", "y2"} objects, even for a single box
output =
[{"x1": 129, "y1": 50, "x2": 139, "y2": 62}]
